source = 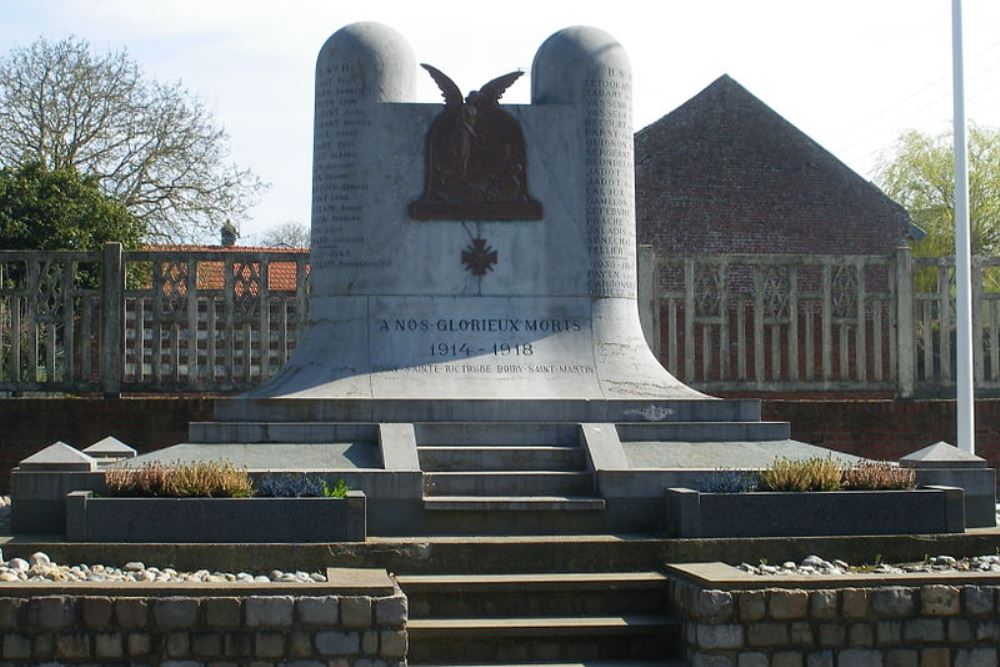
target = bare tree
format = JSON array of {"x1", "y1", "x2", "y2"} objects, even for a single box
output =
[
  {"x1": 0, "y1": 36, "x2": 266, "y2": 243},
  {"x1": 258, "y1": 220, "x2": 310, "y2": 248}
]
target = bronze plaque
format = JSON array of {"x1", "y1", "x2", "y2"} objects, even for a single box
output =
[{"x1": 409, "y1": 64, "x2": 543, "y2": 221}]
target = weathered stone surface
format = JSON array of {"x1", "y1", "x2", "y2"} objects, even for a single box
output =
[
  {"x1": 297, "y1": 596, "x2": 339, "y2": 626},
  {"x1": 873, "y1": 587, "x2": 917, "y2": 618},
  {"x1": 340, "y1": 596, "x2": 373, "y2": 629},
  {"x1": 94, "y1": 631, "x2": 123, "y2": 658},
  {"x1": 738, "y1": 652, "x2": 768, "y2": 667},
  {"x1": 697, "y1": 623, "x2": 743, "y2": 649},
  {"x1": 747, "y1": 622, "x2": 789, "y2": 647},
  {"x1": 0, "y1": 599, "x2": 23, "y2": 629},
  {"x1": 200, "y1": 598, "x2": 240, "y2": 629},
  {"x1": 224, "y1": 631, "x2": 253, "y2": 658},
  {"x1": 2, "y1": 634, "x2": 31, "y2": 659},
  {"x1": 82, "y1": 596, "x2": 114, "y2": 630},
  {"x1": 807, "y1": 651, "x2": 834, "y2": 667},
  {"x1": 692, "y1": 653, "x2": 737, "y2": 667},
  {"x1": 316, "y1": 630, "x2": 361, "y2": 655},
  {"x1": 739, "y1": 591, "x2": 766, "y2": 622},
  {"x1": 770, "y1": 590, "x2": 809, "y2": 620},
  {"x1": 977, "y1": 620, "x2": 1000, "y2": 641},
  {"x1": 950, "y1": 618, "x2": 974, "y2": 643},
  {"x1": 154, "y1": 597, "x2": 199, "y2": 629},
  {"x1": 289, "y1": 630, "x2": 313, "y2": 658},
  {"x1": 126, "y1": 631, "x2": 151, "y2": 656},
  {"x1": 840, "y1": 648, "x2": 882, "y2": 667},
  {"x1": 192, "y1": 632, "x2": 222, "y2": 656},
  {"x1": 116, "y1": 598, "x2": 149, "y2": 629},
  {"x1": 922, "y1": 585, "x2": 961, "y2": 616},
  {"x1": 246, "y1": 596, "x2": 294, "y2": 627},
  {"x1": 878, "y1": 620, "x2": 903, "y2": 645},
  {"x1": 810, "y1": 591, "x2": 838, "y2": 619},
  {"x1": 375, "y1": 595, "x2": 407, "y2": 626},
  {"x1": 887, "y1": 649, "x2": 919, "y2": 667},
  {"x1": 32, "y1": 632, "x2": 54, "y2": 658},
  {"x1": 849, "y1": 622, "x2": 875, "y2": 647},
  {"x1": 255, "y1": 631, "x2": 286, "y2": 658},
  {"x1": 962, "y1": 586, "x2": 995, "y2": 615},
  {"x1": 380, "y1": 629, "x2": 407, "y2": 659},
  {"x1": 954, "y1": 648, "x2": 998, "y2": 667},
  {"x1": 790, "y1": 621, "x2": 813, "y2": 646},
  {"x1": 55, "y1": 633, "x2": 90, "y2": 659},
  {"x1": 818, "y1": 623, "x2": 846, "y2": 647},
  {"x1": 695, "y1": 589, "x2": 735, "y2": 622},
  {"x1": 842, "y1": 589, "x2": 870, "y2": 619},
  {"x1": 772, "y1": 652, "x2": 803, "y2": 667},
  {"x1": 904, "y1": 618, "x2": 945, "y2": 643},
  {"x1": 29, "y1": 596, "x2": 74, "y2": 629},
  {"x1": 363, "y1": 630, "x2": 379, "y2": 655},
  {"x1": 921, "y1": 647, "x2": 951, "y2": 667},
  {"x1": 165, "y1": 631, "x2": 190, "y2": 657}
]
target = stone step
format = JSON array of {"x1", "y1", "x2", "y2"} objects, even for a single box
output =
[
  {"x1": 424, "y1": 472, "x2": 594, "y2": 497},
  {"x1": 411, "y1": 662, "x2": 684, "y2": 667},
  {"x1": 616, "y1": 421, "x2": 790, "y2": 442},
  {"x1": 415, "y1": 422, "x2": 580, "y2": 446},
  {"x1": 423, "y1": 496, "x2": 606, "y2": 511},
  {"x1": 418, "y1": 445, "x2": 585, "y2": 471},
  {"x1": 407, "y1": 615, "x2": 681, "y2": 664},
  {"x1": 399, "y1": 572, "x2": 669, "y2": 618},
  {"x1": 188, "y1": 421, "x2": 376, "y2": 444}
]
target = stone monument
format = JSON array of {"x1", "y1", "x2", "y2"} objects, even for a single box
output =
[
  {"x1": 98, "y1": 23, "x2": 859, "y2": 535},
  {"x1": 242, "y1": 22, "x2": 704, "y2": 408}
]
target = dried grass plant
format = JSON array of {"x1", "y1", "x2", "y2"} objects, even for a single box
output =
[
  {"x1": 758, "y1": 457, "x2": 843, "y2": 492},
  {"x1": 104, "y1": 461, "x2": 252, "y2": 498},
  {"x1": 842, "y1": 461, "x2": 916, "y2": 490}
]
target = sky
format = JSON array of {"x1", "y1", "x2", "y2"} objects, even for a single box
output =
[{"x1": 2, "y1": 0, "x2": 1000, "y2": 243}]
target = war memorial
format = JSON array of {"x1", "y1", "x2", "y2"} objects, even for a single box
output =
[{"x1": 4, "y1": 22, "x2": 1000, "y2": 667}]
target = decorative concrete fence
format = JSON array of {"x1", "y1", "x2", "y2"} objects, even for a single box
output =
[
  {"x1": 2, "y1": 244, "x2": 999, "y2": 396},
  {"x1": 653, "y1": 247, "x2": 1000, "y2": 397}
]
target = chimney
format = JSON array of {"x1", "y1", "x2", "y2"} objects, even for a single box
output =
[{"x1": 221, "y1": 221, "x2": 239, "y2": 247}]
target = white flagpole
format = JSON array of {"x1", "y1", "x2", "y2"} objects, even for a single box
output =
[{"x1": 952, "y1": 0, "x2": 975, "y2": 453}]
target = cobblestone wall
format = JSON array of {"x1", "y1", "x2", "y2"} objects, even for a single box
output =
[
  {"x1": 671, "y1": 578, "x2": 1000, "y2": 667},
  {"x1": 0, "y1": 591, "x2": 407, "y2": 666}
]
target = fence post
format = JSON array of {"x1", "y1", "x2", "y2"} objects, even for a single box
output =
[
  {"x1": 101, "y1": 243, "x2": 124, "y2": 397},
  {"x1": 637, "y1": 245, "x2": 661, "y2": 359},
  {"x1": 895, "y1": 245, "x2": 915, "y2": 398}
]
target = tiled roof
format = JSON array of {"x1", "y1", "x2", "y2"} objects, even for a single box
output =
[
  {"x1": 141, "y1": 244, "x2": 307, "y2": 293},
  {"x1": 635, "y1": 75, "x2": 915, "y2": 257}
]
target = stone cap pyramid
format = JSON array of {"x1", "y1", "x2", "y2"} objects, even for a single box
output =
[
  {"x1": 82, "y1": 436, "x2": 137, "y2": 460},
  {"x1": 899, "y1": 441, "x2": 987, "y2": 469},
  {"x1": 18, "y1": 442, "x2": 98, "y2": 471}
]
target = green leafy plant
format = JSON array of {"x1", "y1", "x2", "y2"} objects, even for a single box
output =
[
  {"x1": 105, "y1": 460, "x2": 252, "y2": 498},
  {"x1": 759, "y1": 457, "x2": 843, "y2": 492},
  {"x1": 842, "y1": 461, "x2": 916, "y2": 490},
  {"x1": 322, "y1": 479, "x2": 350, "y2": 499}
]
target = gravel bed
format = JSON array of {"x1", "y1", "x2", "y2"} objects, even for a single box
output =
[
  {"x1": 737, "y1": 553, "x2": 1000, "y2": 577},
  {"x1": 0, "y1": 550, "x2": 327, "y2": 584}
]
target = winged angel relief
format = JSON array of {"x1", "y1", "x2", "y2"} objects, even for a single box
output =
[{"x1": 409, "y1": 64, "x2": 543, "y2": 220}]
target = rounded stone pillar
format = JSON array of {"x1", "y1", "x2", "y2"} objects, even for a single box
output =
[{"x1": 532, "y1": 27, "x2": 636, "y2": 299}]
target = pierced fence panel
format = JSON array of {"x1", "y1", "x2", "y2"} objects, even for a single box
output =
[
  {"x1": 121, "y1": 250, "x2": 310, "y2": 392},
  {"x1": 659, "y1": 254, "x2": 897, "y2": 393},
  {"x1": 0, "y1": 251, "x2": 103, "y2": 392},
  {"x1": 912, "y1": 255, "x2": 1000, "y2": 393}
]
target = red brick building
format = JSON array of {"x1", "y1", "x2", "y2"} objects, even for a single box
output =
[{"x1": 635, "y1": 75, "x2": 918, "y2": 261}]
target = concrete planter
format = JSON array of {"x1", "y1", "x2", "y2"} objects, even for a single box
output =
[
  {"x1": 665, "y1": 485, "x2": 964, "y2": 538},
  {"x1": 65, "y1": 490, "x2": 366, "y2": 542}
]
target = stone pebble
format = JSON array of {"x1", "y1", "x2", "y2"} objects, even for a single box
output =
[
  {"x1": 0, "y1": 549, "x2": 326, "y2": 584},
  {"x1": 737, "y1": 553, "x2": 1000, "y2": 576}
]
